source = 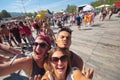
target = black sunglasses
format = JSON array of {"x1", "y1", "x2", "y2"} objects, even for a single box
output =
[
  {"x1": 50, "y1": 55, "x2": 68, "y2": 63},
  {"x1": 33, "y1": 42, "x2": 47, "y2": 48}
]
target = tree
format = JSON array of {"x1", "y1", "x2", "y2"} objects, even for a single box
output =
[
  {"x1": 0, "y1": 10, "x2": 11, "y2": 18},
  {"x1": 33, "y1": 12, "x2": 37, "y2": 17},
  {"x1": 66, "y1": 5, "x2": 77, "y2": 13},
  {"x1": 91, "y1": 0, "x2": 120, "y2": 7},
  {"x1": 0, "y1": 16, "x2": 2, "y2": 20},
  {"x1": 26, "y1": 13, "x2": 33, "y2": 17}
]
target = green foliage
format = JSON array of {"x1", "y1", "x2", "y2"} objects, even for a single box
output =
[
  {"x1": 0, "y1": 10, "x2": 11, "y2": 18},
  {"x1": 33, "y1": 12, "x2": 37, "y2": 17},
  {"x1": 91, "y1": 0, "x2": 120, "y2": 7},
  {"x1": 66, "y1": 5, "x2": 77, "y2": 13},
  {"x1": 26, "y1": 13, "x2": 33, "y2": 17}
]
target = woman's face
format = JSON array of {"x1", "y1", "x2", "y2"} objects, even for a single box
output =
[
  {"x1": 50, "y1": 50, "x2": 68, "y2": 76},
  {"x1": 33, "y1": 37, "x2": 49, "y2": 60}
]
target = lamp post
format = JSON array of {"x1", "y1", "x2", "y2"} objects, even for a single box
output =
[
  {"x1": 103, "y1": 0, "x2": 106, "y2": 8},
  {"x1": 21, "y1": 0, "x2": 27, "y2": 16}
]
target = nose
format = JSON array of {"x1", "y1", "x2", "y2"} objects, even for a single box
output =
[
  {"x1": 58, "y1": 59, "x2": 62, "y2": 65},
  {"x1": 63, "y1": 37, "x2": 67, "y2": 41},
  {"x1": 36, "y1": 44, "x2": 42, "y2": 50}
]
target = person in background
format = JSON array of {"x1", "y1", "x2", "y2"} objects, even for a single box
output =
[
  {"x1": 9, "y1": 22, "x2": 23, "y2": 48},
  {"x1": 76, "y1": 13, "x2": 82, "y2": 30},
  {"x1": 108, "y1": 8, "x2": 113, "y2": 20},
  {"x1": 0, "y1": 30, "x2": 2, "y2": 43},
  {"x1": 0, "y1": 24, "x2": 13, "y2": 46},
  {"x1": 19, "y1": 21, "x2": 34, "y2": 47}
]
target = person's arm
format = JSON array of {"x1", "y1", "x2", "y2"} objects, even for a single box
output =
[
  {"x1": 0, "y1": 57, "x2": 29, "y2": 76},
  {"x1": 0, "y1": 43, "x2": 21, "y2": 57},
  {"x1": 0, "y1": 56, "x2": 10, "y2": 63},
  {"x1": 71, "y1": 52, "x2": 94, "y2": 79}
]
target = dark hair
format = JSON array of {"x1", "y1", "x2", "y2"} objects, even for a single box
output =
[
  {"x1": 19, "y1": 21, "x2": 23, "y2": 26},
  {"x1": 58, "y1": 27, "x2": 72, "y2": 35},
  {"x1": 1, "y1": 24, "x2": 5, "y2": 28}
]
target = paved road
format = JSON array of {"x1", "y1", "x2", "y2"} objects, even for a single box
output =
[
  {"x1": 70, "y1": 14, "x2": 120, "y2": 80},
  {"x1": 0, "y1": 14, "x2": 120, "y2": 80}
]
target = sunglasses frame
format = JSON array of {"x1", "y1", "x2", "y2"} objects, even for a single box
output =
[
  {"x1": 33, "y1": 42, "x2": 48, "y2": 48},
  {"x1": 50, "y1": 55, "x2": 68, "y2": 64}
]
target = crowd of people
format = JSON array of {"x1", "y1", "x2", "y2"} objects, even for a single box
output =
[
  {"x1": 98, "y1": 8, "x2": 113, "y2": 21},
  {"x1": 0, "y1": 10, "x2": 105, "y2": 80}
]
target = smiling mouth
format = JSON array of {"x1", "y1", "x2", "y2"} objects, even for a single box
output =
[
  {"x1": 57, "y1": 66, "x2": 65, "y2": 71},
  {"x1": 35, "y1": 51, "x2": 42, "y2": 55}
]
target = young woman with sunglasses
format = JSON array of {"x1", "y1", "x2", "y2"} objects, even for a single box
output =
[
  {"x1": 41, "y1": 47, "x2": 88, "y2": 80},
  {"x1": 0, "y1": 34, "x2": 51, "y2": 79}
]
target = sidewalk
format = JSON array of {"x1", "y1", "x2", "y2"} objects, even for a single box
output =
[
  {"x1": 1, "y1": 14, "x2": 120, "y2": 80},
  {"x1": 70, "y1": 14, "x2": 120, "y2": 80}
]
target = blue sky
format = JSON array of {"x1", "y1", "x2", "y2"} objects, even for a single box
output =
[{"x1": 0, "y1": 0, "x2": 96, "y2": 12}]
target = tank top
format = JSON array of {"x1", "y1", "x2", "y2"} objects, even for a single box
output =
[{"x1": 31, "y1": 57, "x2": 45, "y2": 78}]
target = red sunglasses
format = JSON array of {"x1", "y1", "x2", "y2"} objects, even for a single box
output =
[{"x1": 50, "y1": 55, "x2": 68, "y2": 63}]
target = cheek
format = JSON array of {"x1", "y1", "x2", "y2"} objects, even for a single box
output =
[
  {"x1": 33, "y1": 46, "x2": 36, "y2": 51},
  {"x1": 65, "y1": 62, "x2": 68, "y2": 68},
  {"x1": 51, "y1": 63, "x2": 56, "y2": 70}
]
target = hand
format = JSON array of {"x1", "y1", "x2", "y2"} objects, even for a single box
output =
[
  {"x1": 29, "y1": 74, "x2": 41, "y2": 80},
  {"x1": 82, "y1": 65, "x2": 94, "y2": 79},
  {"x1": 0, "y1": 43, "x2": 21, "y2": 57}
]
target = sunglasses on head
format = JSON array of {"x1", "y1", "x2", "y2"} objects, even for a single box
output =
[
  {"x1": 33, "y1": 42, "x2": 47, "y2": 48},
  {"x1": 50, "y1": 55, "x2": 68, "y2": 63}
]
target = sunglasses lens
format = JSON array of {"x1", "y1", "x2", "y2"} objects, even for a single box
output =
[
  {"x1": 60, "y1": 55, "x2": 67, "y2": 62},
  {"x1": 51, "y1": 57, "x2": 59, "y2": 63},
  {"x1": 51, "y1": 55, "x2": 67, "y2": 63},
  {"x1": 40, "y1": 43, "x2": 47, "y2": 48},
  {"x1": 33, "y1": 42, "x2": 38, "y2": 46}
]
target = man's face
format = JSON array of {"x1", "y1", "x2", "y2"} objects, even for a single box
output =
[
  {"x1": 33, "y1": 37, "x2": 49, "y2": 60},
  {"x1": 56, "y1": 31, "x2": 71, "y2": 49}
]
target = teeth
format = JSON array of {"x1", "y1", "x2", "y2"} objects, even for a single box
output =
[{"x1": 57, "y1": 66, "x2": 64, "y2": 69}]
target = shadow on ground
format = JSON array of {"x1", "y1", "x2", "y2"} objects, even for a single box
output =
[
  {"x1": 3, "y1": 70, "x2": 28, "y2": 80},
  {"x1": 82, "y1": 28, "x2": 92, "y2": 30},
  {"x1": 91, "y1": 24, "x2": 102, "y2": 27}
]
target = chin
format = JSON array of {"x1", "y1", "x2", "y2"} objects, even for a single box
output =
[
  {"x1": 56, "y1": 68, "x2": 66, "y2": 75},
  {"x1": 60, "y1": 45, "x2": 66, "y2": 48}
]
